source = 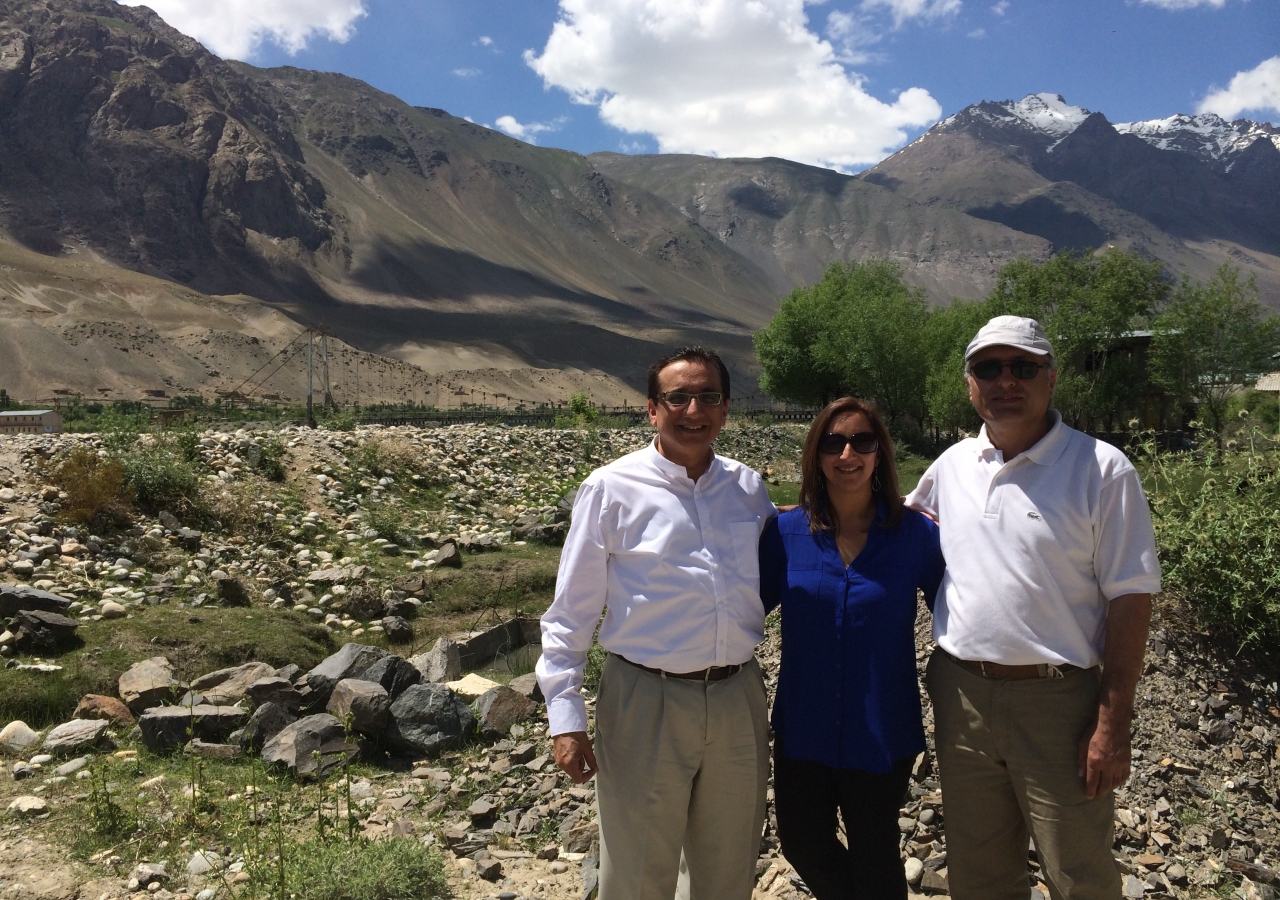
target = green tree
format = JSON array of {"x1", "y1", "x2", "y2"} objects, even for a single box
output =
[
  {"x1": 1149, "y1": 264, "x2": 1280, "y2": 438},
  {"x1": 755, "y1": 259, "x2": 930, "y2": 423},
  {"x1": 920, "y1": 297, "x2": 990, "y2": 436},
  {"x1": 986, "y1": 249, "x2": 1168, "y2": 430}
]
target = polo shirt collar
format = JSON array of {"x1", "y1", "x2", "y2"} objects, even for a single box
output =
[
  {"x1": 643, "y1": 439, "x2": 720, "y2": 483},
  {"x1": 975, "y1": 409, "x2": 1069, "y2": 466}
]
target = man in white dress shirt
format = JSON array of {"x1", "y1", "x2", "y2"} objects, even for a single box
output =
[
  {"x1": 906, "y1": 316, "x2": 1161, "y2": 900},
  {"x1": 536, "y1": 346, "x2": 777, "y2": 900}
]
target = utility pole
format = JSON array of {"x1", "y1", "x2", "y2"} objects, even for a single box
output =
[
  {"x1": 306, "y1": 330, "x2": 316, "y2": 428},
  {"x1": 322, "y1": 333, "x2": 333, "y2": 410}
]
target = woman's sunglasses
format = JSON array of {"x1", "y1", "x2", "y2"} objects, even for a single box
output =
[
  {"x1": 817, "y1": 431, "x2": 879, "y2": 455},
  {"x1": 968, "y1": 359, "x2": 1050, "y2": 381}
]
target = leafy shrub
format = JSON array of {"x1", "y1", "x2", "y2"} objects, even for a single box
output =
[
  {"x1": 122, "y1": 438, "x2": 206, "y2": 517},
  {"x1": 51, "y1": 446, "x2": 133, "y2": 528},
  {"x1": 1142, "y1": 437, "x2": 1280, "y2": 652},
  {"x1": 365, "y1": 501, "x2": 407, "y2": 544},
  {"x1": 262, "y1": 837, "x2": 447, "y2": 900},
  {"x1": 258, "y1": 436, "x2": 288, "y2": 482}
]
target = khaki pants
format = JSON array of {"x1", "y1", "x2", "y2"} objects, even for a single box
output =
[
  {"x1": 595, "y1": 654, "x2": 770, "y2": 900},
  {"x1": 925, "y1": 650, "x2": 1121, "y2": 900}
]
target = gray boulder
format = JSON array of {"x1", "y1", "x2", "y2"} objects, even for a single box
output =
[
  {"x1": 359, "y1": 655, "x2": 421, "y2": 700},
  {"x1": 0, "y1": 721, "x2": 41, "y2": 754},
  {"x1": 0, "y1": 585, "x2": 73, "y2": 618},
  {"x1": 304, "y1": 643, "x2": 388, "y2": 707},
  {"x1": 327, "y1": 679, "x2": 390, "y2": 736},
  {"x1": 42, "y1": 718, "x2": 109, "y2": 756},
  {"x1": 119, "y1": 657, "x2": 181, "y2": 714},
  {"x1": 433, "y1": 542, "x2": 462, "y2": 569},
  {"x1": 137, "y1": 705, "x2": 248, "y2": 753},
  {"x1": 240, "y1": 702, "x2": 297, "y2": 752},
  {"x1": 11, "y1": 610, "x2": 79, "y2": 653},
  {"x1": 507, "y1": 673, "x2": 545, "y2": 704},
  {"x1": 246, "y1": 677, "x2": 302, "y2": 710},
  {"x1": 190, "y1": 662, "x2": 276, "y2": 705},
  {"x1": 475, "y1": 685, "x2": 537, "y2": 739},
  {"x1": 409, "y1": 637, "x2": 462, "y2": 683},
  {"x1": 215, "y1": 578, "x2": 250, "y2": 607},
  {"x1": 381, "y1": 616, "x2": 413, "y2": 644},
  {"x1": 261, "y1": 714, "x2": 357, "y2": 777},
  {"x1": 386, "y1": 683, "x2": 476, "y2": 757}
]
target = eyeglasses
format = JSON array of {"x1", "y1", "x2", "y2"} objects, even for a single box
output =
[
  {"x1": 817, "y1": 431, "x2": 879, "y2": 455},
  {"x1": 656, "y1": 391, "x2": 724, "y2": 407},
  {"x1": 968, "y1": 359, "x2": 1051, "y2": 381}
]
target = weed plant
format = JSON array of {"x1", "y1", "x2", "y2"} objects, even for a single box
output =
[
  {"x1": 51, "y1": 446, "x2": 134, "y2": 528},
  {"x1": 1141, "y1": 426, "x2": 1280, "y2": 653}
]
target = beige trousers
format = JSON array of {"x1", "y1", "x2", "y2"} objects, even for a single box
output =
[
  {"x1": 594, "y1": 653, "x2": 770, "y2": 900},
  {"x1": 926, "y1": 650, "x2": 1121, "y2": 900}
]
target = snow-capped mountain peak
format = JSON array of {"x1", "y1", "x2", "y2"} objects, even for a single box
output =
[
  {"x1": 1114, "y1": 113, "x2": 1280, "y2": 162},
  {"x1": 937, "y1": 92, "x2": 1094, "y2": 143},
  {"x1": 1003, "y1": 93, "x2": 1093, "y2": 137}
]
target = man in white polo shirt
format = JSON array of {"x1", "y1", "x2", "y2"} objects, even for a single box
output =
[
  {"x1": 906, "y1": 316, "x2": 1161, "y2": 900},
  {"x1": 537, "y1": 346, "x2": 776, "y2": 900}
]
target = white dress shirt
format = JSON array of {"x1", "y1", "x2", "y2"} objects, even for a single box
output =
[
  {"x1": 905, "y1": 411, "x2": 1161, "y2": 668},
  {"x1": 537, "y1": 441, "x2": 777, "y2": 736}
]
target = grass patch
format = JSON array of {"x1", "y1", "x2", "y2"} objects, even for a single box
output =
[
  {"x1": 262, "y1": 835, "x2": 448, "y2": 900},
  {"x1": 766, "y1": 481, "x2": 799, "y2": 506},
  {"x1": 0, "y1": 606, "x2": 334, "y2": 727}
]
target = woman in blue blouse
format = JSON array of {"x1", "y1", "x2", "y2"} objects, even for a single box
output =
[{"x1": 760, "y1": 396, "x2": 944, "y2": 900}]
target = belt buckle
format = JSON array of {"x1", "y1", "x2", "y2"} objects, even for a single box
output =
[
  {"x1": 979, "y1": 660, "x2": 991, "y2": 678},
  {"x1": 703, "y1": 667, "x2": 713, "y2": 682}
]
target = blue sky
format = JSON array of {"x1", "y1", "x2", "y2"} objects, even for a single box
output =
[{"x1": 125, "y1": 0, "x2": 1280, "y2": 171}]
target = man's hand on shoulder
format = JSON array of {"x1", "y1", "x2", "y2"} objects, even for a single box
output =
[{"x1": 553, "y1": 731, "x2": 598, "y2": 783}]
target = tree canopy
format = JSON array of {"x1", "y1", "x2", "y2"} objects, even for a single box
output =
[{"x1": 754, "y1": 250, "x2": 1278, "y2": 444}]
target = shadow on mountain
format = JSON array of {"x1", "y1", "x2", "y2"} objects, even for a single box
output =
[
  {"x1": 344, "y1": 236, "x2": 766, "y2": 333},
  {"x1": 967, "y1": 196, "x2": 1107, "y2": 253}
]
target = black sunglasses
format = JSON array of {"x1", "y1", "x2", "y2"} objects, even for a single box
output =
[
  {"x1": 656, "y1": 391, "x2": 724, "y2": 407},
  {"x1": 968, "y1": 359, "x2": 1051, "y2": 381},
  {"x1": 817, "y1": 431, "x2": 879, "y2": 455}
]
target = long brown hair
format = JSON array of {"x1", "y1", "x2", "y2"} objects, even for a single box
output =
[{"x1": 798, "y1": 397, "x2": 903, "y2": 533}]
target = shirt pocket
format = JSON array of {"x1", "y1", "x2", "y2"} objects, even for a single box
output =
[{"x1": 729, "y1": 521, "x2": 761, "y2": 593}]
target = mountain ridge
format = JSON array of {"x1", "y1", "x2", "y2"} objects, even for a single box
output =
[{"x1": 0, "y1": 3, "x2": 1276, "y2": 407}]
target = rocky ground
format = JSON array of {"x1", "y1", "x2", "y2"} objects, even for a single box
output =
[{"x1": 0, "y1": 424, "x2": 1278, "y2": 900}]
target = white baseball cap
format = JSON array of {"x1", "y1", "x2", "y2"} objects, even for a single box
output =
[{"x1": 965, "y1": 315, "x2": 1055, "y2": 362}]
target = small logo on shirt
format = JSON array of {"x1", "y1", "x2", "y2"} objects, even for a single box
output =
[{"x1": 1027, "y1": 511, "x2": 1042, "y2": 520}]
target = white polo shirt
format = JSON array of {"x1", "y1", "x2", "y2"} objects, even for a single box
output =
[{"x1": 905, "y1": 411, "x2": 1161, "y2": 668}]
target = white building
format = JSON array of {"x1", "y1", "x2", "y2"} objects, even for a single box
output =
[{"x1": 0, "y1": 410, "x2": 63, "y2": 434}]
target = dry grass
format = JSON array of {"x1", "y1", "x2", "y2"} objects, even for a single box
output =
[{"x1": 50, "y1": 446, "x2": 134, "y2": 528}]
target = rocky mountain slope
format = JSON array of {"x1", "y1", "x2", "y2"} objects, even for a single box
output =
[
  {"x1": 862, "y1": 94, "x2": 1280, "y2": 303},
  {"x1": 2, "y1": 2, "x2": 1277, "y2": 403}
]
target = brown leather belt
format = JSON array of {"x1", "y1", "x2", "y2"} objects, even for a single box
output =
[
  {"x1": 942, "y1": 649, "x2": 1083, "y2": 680},
  {"x1": 615, "y1": 653, "x2": 745, "y2": 682}
]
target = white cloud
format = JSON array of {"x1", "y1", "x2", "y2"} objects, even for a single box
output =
[
  {"x1": 991, "y1": 0, "x2": 1009, "y2": 14},
  {"x1": 967, "y1": 27, "x2": 985, "y2": 37},
  {"x1": 1136, "y1": 0, "x2": 1226, "y2": 7},
  {"x1": 494, "y1": 115, "x2": 566, "y2": 143},
  {"x1": 118, "y1": 0, "x2": 365, "y2": 59},
  {"x1": 861, "y1": 0, "x2": 962, "y2": 27},
  {"x1": 1198, "y1": 57, "x2": 1280, "y2": 119},
  {"x1": 826, "y1": 10, "x2": 884, "y2": 64},
  {"x1": 453, "y1": 67, "x2": 481, "y2": 77},
  {"x1": 478, "y1": 35, "x2": 494, "y2": 46},
  {"x1": 524, "y1": 0, "x2": 942, "y2": 171}
]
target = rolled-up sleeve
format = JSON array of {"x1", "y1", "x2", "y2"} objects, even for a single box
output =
[
  {"x1": 1095, "y1": 468, "x2": 1162, "y2": 600},
  {"x1": 536, "y1": 479, "x2": 609, "y2": 736},
  {"x1": 904, "y1": 463, "x2": 940, "y2": 520}
]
